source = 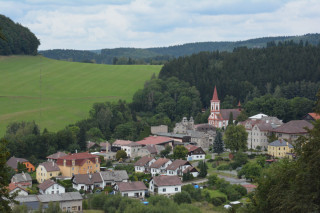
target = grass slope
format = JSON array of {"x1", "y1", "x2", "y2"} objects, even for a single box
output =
[{"x1": 0, "y1": 56, "x2": 161, "y2": 136}]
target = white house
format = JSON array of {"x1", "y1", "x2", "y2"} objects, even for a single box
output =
[
  {"x1": 185, "y1": 145, "x2": 206, "y2": 161},
  {"x1": 100, "y1": 170, "x2": 129, "y2": 187},
  {"x1": 166, "y1": 160, "x2": 191, "y2": 176},
  {"x1": 72, "y1": 173, "x2": 103, "y2": 191},
  {"x1": 149, "y1": 176, "x2": 182, "y2": 195},
  {"x1": 150, "y1": 158, "x2": 172, "y2": 176},
  {"x1": 183, "y1": 166, "x2": 199, "y2": 177},
  {"x1": 8, "y1": 183, "x2": 28, "y2": 196},
  {"x1": 134, "y1": 156, "x2": 156, "y2": 173},
  {"x1": 38, "y1": 179, "x2": 65, "y2": 195},
  {"x1": 115, "y1": 181, "x2": 147, "y2": 198},
  {"x1": 121, "y1": 142, "x2": 143, "y2": 158}
]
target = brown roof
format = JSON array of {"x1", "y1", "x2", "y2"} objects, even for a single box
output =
[
  {"x1": 72, "y1": 173, "x2": 103, "y2": 185},
  {"x1": 56, "y1": 152, "x2": 100, "y2": 167},
  {"x1": 166, "y1": 160, "x2": 189, "y2": 170},
  {"x1": 39, "y1": 161, "x2": 60, "y2": 172},
  {"x1": 6, "y1": 157, "x2": 28, "y2": 170},
  {"x1": 153, "y1": 176, "x2": 182, "y2": 186},
  {"x1": 46, "y1": 152, "x2": 68, "y2": 160},
  {"x1": 183, "y1": 166, "x2": 198, "y2": 173},
  {"x1": 113, "y1": 140, "x2": 133, "y2": 146},
  {"x1": 117, "y1": 181, "x2": 147, "y2": 192},
  {"x1": 136, "y1": 136, "x2": 174, "y2": 146},
  {"x1": 38, "y1": 179, "x2": 56, "y2": 191},
  {"x1": 8, "y1": 183, "x2": 28, "y2": 193},
  {"x1": 273, "y1": 120, "x2": 313, "y2": 134},
  {"x1": 134, "y1": 156, "x2": 154, "y2": 167},
  {"x1": 220, "y1": 109, "x2": 241, "y2": 120},
  {"x1": 185, "y1": 144, "x2": 198, "y2": 152},
  {"x1": 150, "y1": 158, "x2": 170, "y2": 169}
]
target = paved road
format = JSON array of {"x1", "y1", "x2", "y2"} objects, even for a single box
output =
[
  {"x1": 218, "y1": 175, "x2": 250, "y2": 185},
  {"x1": 182, "y1": 178, "x2": 208, "y2": 186}
]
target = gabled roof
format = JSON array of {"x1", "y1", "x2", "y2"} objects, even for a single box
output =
[
  {"x1": 58, "y1": 152, "x2": 98, "y2": 160},
  {"x1": 150, "y1": 158, "x2": 170, "y2": 169},
  {"x1": 38, "y1": 179, "x2": 57, "y2": 191},
  {"x1": 273, "y1": 120, "x2": 313, "y2": 134},
  {"x1": 12, "y1": 173, "x2": 32, "y2": 182},
  {"x1": 220, "y1": 109, "x2": 241, "y2": 120},
  {"x1": 39, "y1": 161, "x2": 60, "y2": 172},
  {"x1": 73, "y1": 173, "x2": 103, "y2": 185},
  {"x1": 6, "y1": 156, "x2": 28, "y2": 170},
  {"x1": 113, "y1": 140, "x2": 133, "y2": 146},
  {"x1": 134, "y1": 156, "x2": 154, "y2": 167},
  {"x1": 212, "y1": 86, "x2": 219, "y2": 101},
  {"x1": 152, "y1": 176, "x2": 182, "y2": 186},
  {"x1": 166, "y1": 160, "x2": 189, "y2": 170},
  {"x1": 185, "y1": 144, "x2": 198, "y2": 152},
  {"x1": 136, "y1": 136, "x2": 174, "y2": 146},
  {"x1": 100, "y1": 170, "x2": 129, "y2": 182},
  {"x1": 124, "y1": 142, "x2": 142, "y2": 147},
  {"x1": 8, "y1": 182, "x2": 29, "y2": 193},
  {"x1": 183, "y1": 166, "x2": 198, "y2": 173},
  {"x1": 308, "y1": 113, "x2": 320, "y2": 120},
  {"x1": 269, "y1": 140, "x2": 294, "y2": 148},
  {"x1": 37, "y1": 192, "x2": 82, "y2": 203},
  {"x1": 87, "y1": 141, "x2": 99, "y2": 149},
  {"x1": 117, "y1": 181, "x2": 147, "y2": 192},
  {"x1": 46, "y1": 152, "x2": 68, "y2": 160}
]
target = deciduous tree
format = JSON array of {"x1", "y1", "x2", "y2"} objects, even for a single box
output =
[{"x1": 224, "y1": 125, "x2": 248, "y2": 152}]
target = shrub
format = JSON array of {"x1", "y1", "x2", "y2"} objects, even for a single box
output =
[
  {"x1": 217, "y1": 164, "x2": 231, "y2": 170},
  {"x1": 224, "y1": 158, "x2": 230, "y2": 162},
  {"x1": 233, "y1": 184, "x2": 247, "y2": 196},
  {"x1": 208, "y1": 174, "x2": 218, "y2": 186},
  {"x1": 212, "y1": 197, "x2": 223, "y2": 206},
  {"x1": 211, "y1": 162, "x2": 217, "y2": 168},
  {"x1": 207, "y1": 159, "x2": 214, "y2": 162},
  {"x1": 216, "y1": 196, "x2": 226, "y2": 203},
  {"x1": 215, "y1": 156, "x2": 223, "y2": 161},
  {"x1": 173, "y1": 191, "x2": 192, "y2": 204}
]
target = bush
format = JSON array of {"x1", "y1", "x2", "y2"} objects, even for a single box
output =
[
  {"x1": 224, "y1": 158, "x2": 230, "y2": 162},
  {"x1": 211, "y1": 162, "x2": 217, "y2": 168},
  {"x1": 215, "y1": 156, "x2": 223, "y2": 161},
  {"x1": 207, "y1": 159, "x2": 214, "y2": 162},
  {"x1": 212, "y1": 197, "x2": 223, "y2": 206},
  {"x1": 173, "y1": 191, "x2": 192, "y2": 204},
  {"x1": 217, "y1": 164, "x2": 231, "y2": 170},
  {"x1": 208, "y1": 174, "x2": 218, "y2": 186},
  {"x1": 233, "y1": 184, "x2": 247, "y2": 196},
  {"x1": 216, "y1": 196, "x2": 226, "y2": 203}
]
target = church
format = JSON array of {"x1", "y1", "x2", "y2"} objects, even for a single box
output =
[{"x1": 208, "y1": 86, "x2": 241, "y2": 128}]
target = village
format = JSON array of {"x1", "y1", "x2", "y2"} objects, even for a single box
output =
[{"x1": 6, "y1": 87, "x2": 316, "y2": 212}]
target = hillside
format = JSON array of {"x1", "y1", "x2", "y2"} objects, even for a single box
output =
[
  {"x1": 40, "y1": 33, "x2": 320, "y2": 64},
  {"x1": 0, "y1": 15, "x2": 40, "y2": 55},
  {"x1": 0, "y1": 56, "x2": 161, "y2": 136}
]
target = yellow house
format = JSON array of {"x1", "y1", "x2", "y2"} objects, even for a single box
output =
[
  {"x1": 268, "y1": 139, "x2": 294, "y2": 158},
  {"x1": 36, "y1": 161, "x2": 60, "y2": 183},
  {"x1": 56, "y1": 152, "x2": 100, "y2": 177}
]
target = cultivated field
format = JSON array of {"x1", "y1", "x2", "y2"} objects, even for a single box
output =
[{"x1": 0, "y1": 56, "x2": 161, "y2": 136}]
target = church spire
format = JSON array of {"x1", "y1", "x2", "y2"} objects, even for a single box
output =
[{"x1": 212, "y1": 86, "x2": 219, "y2": 101}]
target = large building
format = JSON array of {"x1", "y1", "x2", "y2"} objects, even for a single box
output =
[
  {"x1": 272, "y1": 120, "x2": 313, "y2": 142},
  {"x1": 36, "y1": 161, "x2": 60, "y2": 183},
  {"x1": 208, "y1": 86, "x2": 241, "y2": 128},
  {"x1": 56, "y1": 152, "x2": 100, "y2": 177},
  {"x1": 268, "y1": 139, "x2": 294, "y2": 158}
]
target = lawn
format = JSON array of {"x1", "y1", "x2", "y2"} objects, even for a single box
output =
[{"x1": 0, "y1": 56, "x2": 161, "y2": 136}]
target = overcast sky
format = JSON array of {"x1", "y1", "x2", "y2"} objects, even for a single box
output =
[{"x1": 1, "y1": 0, "x2": 319, "y2": 50}]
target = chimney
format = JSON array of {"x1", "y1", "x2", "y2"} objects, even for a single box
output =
[{"x1": 89, "y1": 173, "x2": 92, "y2": 179}]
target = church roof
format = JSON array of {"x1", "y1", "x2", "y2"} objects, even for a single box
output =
[
  {"x1": 220, "y1": 109, "x2": 241, "y2": 120},
  {"x1": 212, "y1": 86, "x2": 219, "y2": 101}
]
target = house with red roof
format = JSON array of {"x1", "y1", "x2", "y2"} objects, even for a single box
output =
[
  {"x1": 56, "y1": 152, "x2": 100, "y2": 177},
  {"x1": 136, "y1": 136, "x2": 174, "y2": 147},
  {"x1": 150, "y1": 158, "x2": 172, "y2": 176},
  {"x1": 185, "y1": 144, "x2": 206, "y2": 161},
  {"x1": 208, "y1": 86, "x2": 241, "y2": 128},
  {"x1": 303, "y1": 113, "x2": 320, "y2": 122},
  {"x1": 8, "y1": 182, "x2": 29, "y2": 196}
]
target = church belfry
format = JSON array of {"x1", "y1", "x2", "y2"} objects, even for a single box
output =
[{"x1": 208, "y1": 86, "x2": 220, "y2": 126}]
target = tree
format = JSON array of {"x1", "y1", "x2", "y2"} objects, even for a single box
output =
[
  {"x1": 160, "y1": 145, "x2": 172, "y2": 158},
  {"x1": 228, "y1": 112, "x2": 234, "y2": 126},
  {"x1": 173, "y1": 145, "x2": 188, "y2": 159},
  {"x1": 224, "y1": 125, "x2": 248, "y2": 152},
  {"x1": 0, "y1": 138, "x2": 18, "y2": 212},
  {"x1": 267, "y1": 132, "x2": 278, "y2": 143},
  {"x1": 213, "y1": 131, "x2": 224, "y2": 154},
  {"x1": 237, "y1": 162, "x2": 262, "y2": 182},
  {"x1": 78, "y1": 127, "x2": 87, "y2": 151},
  {"x1": 17, "y1": 162, "x2": 27, "y2": 173},
  {"x1": 116, "y1": 150, "x2": 127, "y2": 161},
  {"x1": 173, "y1": 191, "x2": 192, "y2": 204},
  {"x1": 198, "y1": 160, "x2": 208, "y2": 178},
  {"x1": 208, "y1": 174, "x2": 218, "y2": 186},
  {"x1": 0, "y1": 27, "x2": 6, "y2": 41}
]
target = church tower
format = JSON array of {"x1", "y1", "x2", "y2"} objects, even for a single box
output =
[{"x1": 208, "y1": 86, "x2": 221, "y2": 127}]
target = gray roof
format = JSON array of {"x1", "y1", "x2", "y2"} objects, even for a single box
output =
[
  {"x1": 155, "y1": 132, "x2": 186, "y2": 139},
  {"x1": 269, "y1": 140, "x2": 294, "y2": 148},
  {"x1": 73, "y1": 173, "x2": 103, "y2": 185},
  {"x1": 153, "y1": 176, "x2": 182, "y2": 186},
  {"x1": 117, "y1": 181, "x2": 147, "y2": 192},
  {"x1": 46, "y1": 151, "x2": 68, "y2": 160},
  {"x1": 37, "y1": 192, "x2": 82, "y2": 203},
  {"x1": 12, "y1": 173, "x2": 32, "y2": 182},
  {"x1": 39, "y1": 161, "x2": 60, "y2": 172},
  {"x1": 38, "y1": 179, "x2": 59, "y2": 191},
  {"x1": 273, "y1": 120, "x2": 313, "y2": 134},
  {"x1": 6, "y1": 156, "x2": 28, "y2": 170},
  {"x1": 15, "y1": 195, "x2": 38, "y2": 203},
  {"x1": 100, "y1": 170, "x2": 129, "y2": 182},
  {"x1": 134, "y1": 156, "x2": 154, "y2": 167}
]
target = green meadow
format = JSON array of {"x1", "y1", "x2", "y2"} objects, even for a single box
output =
[{"x1": 0, "y1": 56, "x2": 161, "y2": 136}]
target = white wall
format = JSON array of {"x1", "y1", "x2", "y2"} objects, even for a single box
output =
[
  {"x1": 121, "y1": 190, "x2": 145, "y2": 198},
  {"x1": 43, "y1": 183, "x2": 65, "y2": 194},
  {"x1": 158, "y1": 185, "x2": 181, "y2": 195},
  {"x1": 189, "y1": 154, "x2": 205, "y2": 161},
  {"x1": 135, "y1": 166, "x2": 145, "y2": 173}
]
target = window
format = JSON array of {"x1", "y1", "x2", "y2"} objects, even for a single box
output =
[
  {"x1": 72, "y1": 206, "x2": 77, "y2": 210},
  {"x1": 175, "y1": 188, "x2": 178, "y2": 191},
  {"x1": 50, "y1": 173, "x2": 52, "y2": 176},
  {"x1": 163, "y1": 188, "x2": 166, "y2": 192},
  {"x1": 124, "y1": 193, "x2": 128, "y2": 197}
]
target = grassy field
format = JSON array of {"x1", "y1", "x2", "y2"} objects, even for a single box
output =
[{"x1": 0, "y1": 56, "x2": 161, "y2": 136}]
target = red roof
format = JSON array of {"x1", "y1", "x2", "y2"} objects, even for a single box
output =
[
  {"x1": 56, "y1": 152, "x2": 99, "y2": 167},
  {"x1": 8, "y1": 183, "x2": 28, "y2": 192},
  {"x1": 212, "y1": 86, "x2": 219, "y2": 101},
  {"x1": 185, "y1": 144, "x2": 198, "y2": 152},
  {"x1": 309, "y1": 113, "x2": 320, "y2": 120},
  {"x1": 136, "y1": 136, "x2": 174, "y2": 146},
  {"x1": 113, "y1": 140, "x2": 133, "y2": 146}
]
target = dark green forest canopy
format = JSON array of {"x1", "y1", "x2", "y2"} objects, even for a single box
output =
[
  {"x1": 0, "y1": 15, "x2": 40, "y2": 55},
  {"x1": 159, "y1": 42, "x2": 320, "y2": 107}
]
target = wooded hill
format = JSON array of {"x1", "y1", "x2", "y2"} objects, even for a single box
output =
[
  {"x1": 0, "y1": 15, "x2": 40, "y2": 55},
  {"x1": 39, "y1": 33, "x2": 320, "y2": 64}
]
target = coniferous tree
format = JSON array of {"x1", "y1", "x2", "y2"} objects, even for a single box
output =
[
  {"x1": 213, "y1": 131, "x2": 224, "y2": 155},
  {"x1": 198, "y1": 160, "x2": 208, "y2": 178}
]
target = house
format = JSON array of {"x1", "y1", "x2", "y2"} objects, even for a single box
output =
[
  {"x1": 56, "y1": 152, "x2": 100, "y2": 177},
  {"x1": 72, "y1": 173, "x2": 103, "y2": 191},
  {"x1": 38, "y1": 179, "x2": 65, "y2": 195},
  {"x1": 100, "y1": 170, "x2": 129, "y2": 187},
  {"x1": 134, "y1": 156, "x2": 156, "y2": 173},
  {"x1": 150, "y1": 158, "x2": 172, "y2": 176},
  {"x1": 185, "y1": 145, "x2": 206, "y2": 161},
  {"x1": 154, "y1": 132, "x2": 190, "y2": 143},
  {"x1": 166, "y1": 160, "x2": 192, "y2": 176},
  {"x1": 115, "y1": 181, "x2": 148, "y2": 198},
  {"x1": 240, "y1": 116, "x2": 283, "y2": 150},
  {"x1": 268, "y1": 139, "x2": 294, "y2": 158},
  {"x1": 136, "y1": 136, "x2": 174, "y2": 147},
  {"x1": 183, "y1": 166, "x2": 199, "y2": 177},
  {"x1": 46, "y1": 151, "x2": 68, "y2": 162},
  {"x1": 136, "y1": 144, "x2": 165, "y2": 157},
  {"x1": 272, "y1": 120, "x2": 314, "y2": 142},
  {"x1": 100, "y1": 142, "x2": 111, "y2": 152},
  {"x1": 87, "y1": 141, "x2": 100, "y2": 151},
  {"x1": 173, "y1": 117, "x2": 195, "y2": 134},
  {"x1": 303, "y1": 112, "x2": 320, "y2": 122},
  {"x1": 36, "y1": 161, "x2": 60, "y2": 183},
  {"x1": 11, "y1": 172, "x2": 32, "y2": 188},
  {"x1": 8, "y1": 183, "x2": 29, "y2": 196},
  {"x1": 15, "y1": 192, "x2": 83, "y2": 212},
  {"x1": 149, "y1": 176, "x2": 182, "y2": 195},
  {"x1": 186, "y1": 130, "x2": 214, "y2": 150},
  {"x1": 120, "y1": 142, "x2": 143, "y2": 158},
  {"x1": 6, "y1": 156, "x2": 35, "y2": 172},
  {"x1": 208, "y1": 86, "x2": 241, "y2": 128}
]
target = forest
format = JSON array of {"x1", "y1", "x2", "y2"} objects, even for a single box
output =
[{"x1": 0, "y1": 15, "x2": 40, "y2": 55}]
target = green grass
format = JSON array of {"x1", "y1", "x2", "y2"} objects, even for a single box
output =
[
  {"x1": 202, "y1": 188, "x2": 227, "y2": 199},
  {"x1": 0, "y1": 56, "x2": 161, "y2": 136}
]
